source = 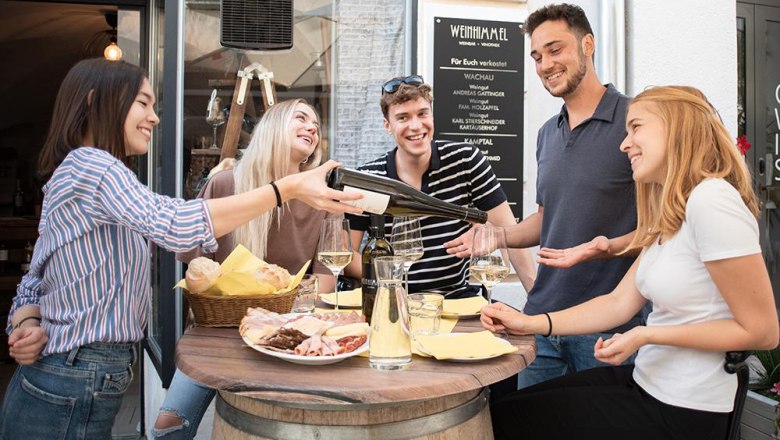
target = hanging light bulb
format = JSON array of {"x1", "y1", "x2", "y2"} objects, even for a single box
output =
[{"x1": 104, "y1": 36, "x2": 123, "y2": 61}]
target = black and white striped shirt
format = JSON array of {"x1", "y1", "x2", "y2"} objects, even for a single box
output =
[{"x1": 347, "y1": 140, "x2": 506, "y2": 298}]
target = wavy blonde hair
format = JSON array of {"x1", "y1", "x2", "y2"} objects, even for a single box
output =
[
  {"x1": 233, "y1": 99, "x2": 322, "y2": 259},
  {"x1": 626, "y1": 86, "x2": 758, "y2": 251}
]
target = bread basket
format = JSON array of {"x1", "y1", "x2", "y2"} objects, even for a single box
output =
[{"x1": 184, "y1": 288, "x2": 298, "y2": 327}]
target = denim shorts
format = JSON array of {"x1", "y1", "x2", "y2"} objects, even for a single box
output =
[{"x1": 0, "y1": 342, "x2": 136, "y2": 440}]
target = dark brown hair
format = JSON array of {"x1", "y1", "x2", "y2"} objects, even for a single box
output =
[
  {"x1": 379, "y1": 79, "x2": 433, "y2": 119},
  {"x1": 38, "y1": 58, "x2": 148, "y2": 181},
  {"x1": 524, "y1": 3, "x2": 594, "y2": 39}
]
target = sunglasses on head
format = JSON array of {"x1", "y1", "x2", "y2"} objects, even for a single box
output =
[{"x1": 381, "y1": 75, "x2": 425, "y2": 94}]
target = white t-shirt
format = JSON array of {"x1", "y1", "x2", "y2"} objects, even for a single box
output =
[{"x1": 633, "y1": 178, "x2": 761, "y2": 412}]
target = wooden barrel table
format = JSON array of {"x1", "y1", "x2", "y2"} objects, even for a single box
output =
[{"x1": 176, "y1": 319, "x2": 536, "y2": 440}]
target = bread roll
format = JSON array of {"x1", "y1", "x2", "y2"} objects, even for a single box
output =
[
  {"x1": 185, "y1": 257, "x2": 221, "y2": 293},
  {"x1": 253, "y1": 264, "x2": 291, "y2": 290}
]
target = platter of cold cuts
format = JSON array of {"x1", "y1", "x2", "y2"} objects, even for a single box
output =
[{"x1": 239, "y1": 307, "x2": 369, "y2": 365}]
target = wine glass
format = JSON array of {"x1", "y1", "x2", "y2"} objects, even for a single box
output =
[
  {"x1": 317, "y1": 218, "x2": 353, "y2": 310},
  {"x1": 390, "y1": 216, "x2": 424, "y2": 295},
  {"x1": 206, "y1": 91, "x2": 226, "y2": 149},
  {"x1": 470, "y1": 225, "x2": 510, "y2": 304}
]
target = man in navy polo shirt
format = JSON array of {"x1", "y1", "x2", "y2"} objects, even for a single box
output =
[
  {"x1": 447, "y1": 3, "x2": 643, "y2": 388},
  {"x1": 344, "y1": 76, "x2": 536, "y2": 298}
]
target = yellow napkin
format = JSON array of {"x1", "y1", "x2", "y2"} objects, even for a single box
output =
[
  {"x1": 442, "y1": 296, "x2": 488, "y2": 316},
  {"x1": 413, "y1": 331, "x2": 517, "y2": 360},
  {"x1": 319, "y1": 288, "x2": 362, "y2": 307},
  {"x1": 174, "y1": 245, "x2": 310, "y2": 296},
  {"x1": 410, "y1": 317, "x2": 457, "y2": 356}
]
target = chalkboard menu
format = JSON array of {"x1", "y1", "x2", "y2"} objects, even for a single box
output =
[{"x1": 433, "y1": 17, "x2": 524, "y2": 219}]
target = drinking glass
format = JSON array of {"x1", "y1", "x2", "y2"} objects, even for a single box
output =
[
  {"x1": 317, "y1": 218, "x2": 353, "y2": 310},
  {"x1": 470, "y1": 225, "x2": 510, "y2": 304},
  {"x1": 390, "y1": 216, "x2": 424, "y2": 295},
  {"x1": 408, "y1": 293, "x2": 444, "y2": 337},
  {"x1": 291, "y1": 274, "x2": 318, "y2": 314},
  {"x1": 206, "y1": 93, "x2": 226, "y2": 149},
  {"x1": 369, "y1": 256, "x2": 411, "y2": 370}
]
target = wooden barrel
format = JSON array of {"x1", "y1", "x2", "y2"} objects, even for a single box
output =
[{"x1": 212, "y1": 388, "x2": 492, "y2": 440}]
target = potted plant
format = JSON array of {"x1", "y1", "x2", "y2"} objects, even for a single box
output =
[{"x1": 745, "y1": 347, "x2": 780, "y2": 439}]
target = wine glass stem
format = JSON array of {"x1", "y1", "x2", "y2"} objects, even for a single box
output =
[
  {"x1": 212, "y1": 125, "x2": 218, "y2": 149},
  {"x1": 332, "y1": 270, "x2": 340, "y2": 310},
  {"x1": 486, "y1": 286, "x2": 493, "y2": 304},
  {"x1": 403, "y1": 269, "x2": 409, "y2": 296}
]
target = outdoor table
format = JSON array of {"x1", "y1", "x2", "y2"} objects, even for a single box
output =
[{"x1": 176, "y1": 317, "x2": 536, "y2": 440}]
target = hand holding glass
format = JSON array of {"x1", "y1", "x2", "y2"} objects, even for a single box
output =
[
  {"x1": 470, "y1": 225, "x2": 510, "y2": 304},
  {"x1": 317, "y1": 218, "x2": 353, "y2": 310},
  {"x1": 390, "y1": 216, "x2": 424, "y2": 294}
]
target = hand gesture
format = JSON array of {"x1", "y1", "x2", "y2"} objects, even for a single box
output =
[
  {"x1": 443, "y1": 224, "x2": 477, "y2": 258},
  {"x1": 8, "y1": 326, "x2": 48, "y2": 365},
  {"x1": 480, "y1": 302, "x2": 528, "y2": 335},
  {"x1": 537, "y1": 236, "x2": 610, "y2": 268},
  {"x1": 287, "y1": 161, "x2": 363, "y2": 214},
  {"x1": 593, "y1": 327, "x2": 645, "y2": 366}
]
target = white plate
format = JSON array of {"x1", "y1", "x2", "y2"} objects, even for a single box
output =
[
  {"x1": 242, "y1": 334, "x2": 368, "y2": 366},
  {"x1": 319, "y1": 293, "x2": 361, "y2": 308},
  {"x1": 440, "y1": 312, "x2": 480, "y2": 320},
  {"x1": 415, "y1": 334, "x2": 512, "y2": 363}
]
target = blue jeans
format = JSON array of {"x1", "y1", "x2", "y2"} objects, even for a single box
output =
[
  {"x1": 152, "y1": 368, "x2": 215, "y2": 439},
  {"x1": 518, "y1": 333, "x2": 636, "y2": 389},
  {"x1": 0, "y1": 342, "x2": 136, "y2": 440}
]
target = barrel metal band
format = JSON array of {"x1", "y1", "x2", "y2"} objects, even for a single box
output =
[{"x1": 215, "y1": 387, "x2": 489, "y2": 439}]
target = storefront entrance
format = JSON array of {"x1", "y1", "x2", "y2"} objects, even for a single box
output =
[{"x1": 738, "y1": 0, "x2": 780, "y2": 309}]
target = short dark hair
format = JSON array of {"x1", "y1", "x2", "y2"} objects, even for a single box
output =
[
  {"x1": 379, "y1": 78, "x2": 433, "y2": 119},
  {"x1": 524, "y1": 3, "x2": 594, "y2": 39},
  {"x1": 38, "y1": 58, "x2": 148, "y2": 181}
]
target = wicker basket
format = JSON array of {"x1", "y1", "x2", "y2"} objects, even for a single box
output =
[{"x1": 184, "y1": 287, "x2": 298, "y2": 327}]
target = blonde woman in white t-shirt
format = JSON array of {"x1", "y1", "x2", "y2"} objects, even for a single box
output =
[{"x1": 482, "y1": 85, "x2": 779, "y2": 440}]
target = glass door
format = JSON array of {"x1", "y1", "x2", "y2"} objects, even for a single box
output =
[{"x1": 738, "y1": 1, "x2": 780, "y2": 307}]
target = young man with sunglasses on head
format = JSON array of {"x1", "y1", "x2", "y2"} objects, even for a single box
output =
[
  {"x1": 344, "y1": 75, "x2": 536, "y2": 298},
  {"x1": 446, "y1": 3, "x2": 644, "y2": 390}
]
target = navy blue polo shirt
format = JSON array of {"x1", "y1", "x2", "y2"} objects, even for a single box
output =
[{"x1": 525, "y1": 84, "x2": 643, "y2": 332}]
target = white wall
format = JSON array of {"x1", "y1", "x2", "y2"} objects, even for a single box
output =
[
  {"x1": 626, "y1": 0, "x2": 737, "y2": 135},
  {"x1": 523, "y1": 0, "x2": 738, "y2": 219}
]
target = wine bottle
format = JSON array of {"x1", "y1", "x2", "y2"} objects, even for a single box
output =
[
  {"x1": 361, "y1": 215, "x2": 393, "y2": 325},
  {"x1": 327, "y1": 168, "x2": 487, "y2": 223},
  {"x1": 13, "y1": 179, "x2": 24, "y2": 216}
]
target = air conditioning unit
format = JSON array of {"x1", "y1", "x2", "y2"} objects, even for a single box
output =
[{"x1": 220, "y1": 0, "x2": 293, "y2": 50}]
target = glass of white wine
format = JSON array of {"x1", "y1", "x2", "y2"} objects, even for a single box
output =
[
  {"x1": 470, "y1": 225, "x2": 510, "y2": 304},
  {"x1": 390, "y1": 216, "x2": 424, "y2": 295},
  {"x1": 317, "y1": 217, "x2": 353, "y2": 310}
]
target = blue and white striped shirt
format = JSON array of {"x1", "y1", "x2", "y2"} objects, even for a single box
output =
[
  {"x1": 7, "y1": 147, "x2": 218, "y2": 355},
  {"x1": 347, "y1": 140, "x2": 506, "y2": 297}
]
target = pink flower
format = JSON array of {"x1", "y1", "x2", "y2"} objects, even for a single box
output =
[
  {"x1": 737, "y1": 135, "x2": 752, "y2": 156},
  {"x1": 771, "y1": 382, "x2": 780, "y2": 396}
]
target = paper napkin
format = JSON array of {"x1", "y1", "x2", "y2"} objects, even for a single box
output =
[
  {"x1": 319, "y1": 288, "x2": 362, "y2": 307},
  {"x1": 442, "y1": 296, "x2": 488, "y2": 316},
  {"x1": 413, "y1": 331, "x2": 517, "y2": 360}
]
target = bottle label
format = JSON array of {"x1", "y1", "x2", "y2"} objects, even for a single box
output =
[
  {"x1": 0, "y1": 250, "x2": 7, "y2": 261},
  {"x1": 342, "y1": 186, "x2": 390, "y2": 215}
]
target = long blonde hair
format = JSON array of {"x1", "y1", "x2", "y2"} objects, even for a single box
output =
[
  {"x1": 233, "y1": 99, "x2": 322, "y2": 259},
  {"x1": 626, "y1": 86, "x2": 758, "y2": 251}
]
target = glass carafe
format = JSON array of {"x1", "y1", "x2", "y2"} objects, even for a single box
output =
[{"x1": 369, "y1": 256, "x2": 411, "y2": 370}]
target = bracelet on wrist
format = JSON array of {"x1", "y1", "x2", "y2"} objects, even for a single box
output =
[
  {"x1": 269, "y1": 181, "x2": 282, "y2": 208},
  {"x1": 13, "y1": 316, "x2": 41, "y2": 330},
  {"x1": 542, "y1": 312, "x2": 552, "y2": 337}
]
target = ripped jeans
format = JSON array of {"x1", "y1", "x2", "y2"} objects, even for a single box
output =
[
  {"x1": 0, "y1": 342, "x2": 136, "y2": 440},
  {"x1": 152, "y1": 368, "x2": 215, "y2": 439}
]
